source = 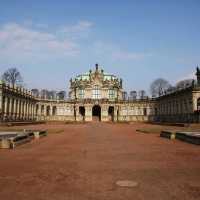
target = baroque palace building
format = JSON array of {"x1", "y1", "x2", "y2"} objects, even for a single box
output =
[{"x1": 0, "y1": 64, "x2": 200, "y2": 123}]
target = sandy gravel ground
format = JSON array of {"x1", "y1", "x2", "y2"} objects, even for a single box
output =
[{"x1": 0, "y1": 122, "x2": 199, "y2": 200}]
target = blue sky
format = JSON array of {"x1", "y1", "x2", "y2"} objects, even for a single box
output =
[{"x1": 0, "y1": 0, "x2": 199, "y2": 94}]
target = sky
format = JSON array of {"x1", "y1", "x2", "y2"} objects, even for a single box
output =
[{"x1": 0, "y1": 0, "x2": 199, "y2": 95}]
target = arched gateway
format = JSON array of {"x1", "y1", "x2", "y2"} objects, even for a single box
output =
[{"x1": 92, "y1": 105, "x2": 101, "y2": 121}]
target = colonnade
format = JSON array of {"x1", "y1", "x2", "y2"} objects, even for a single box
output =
[
  {"x1": 0, "y1": 83, "x2": 37, "y2": 122},
  {"x1": 157, "y1": 98, "x2": 192, "y2": 115},
  {"x1": 2, "y1": 96, "x2": 37, "y2": 121}
]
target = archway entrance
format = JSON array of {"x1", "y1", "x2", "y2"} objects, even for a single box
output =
[
  {"x1": 108, "y1": 106, "x2": 114, "y2": 121},
  {"x1": 79, "y1": 106, "x2": 85, "y2": 121},
  {"x1": 92, "y1": 105, "x2": 101, "y2": 121}
]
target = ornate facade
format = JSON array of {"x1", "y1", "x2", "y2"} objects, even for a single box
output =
[{"x1": 0, "y1": 64, "x2": 200, "y2": 123}]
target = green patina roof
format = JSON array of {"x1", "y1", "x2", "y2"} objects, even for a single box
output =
[
  {"x1": 104, "y1": 74, "x2": 118, "y2": 81},
  {"x1": 76, "y1": 74, "x2": 90, "y2": 81},
  {"x1": 74, "y1": 69, "x2": 119, "y2": 82}
]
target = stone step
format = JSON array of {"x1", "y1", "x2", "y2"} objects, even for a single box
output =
[
  {"x1": 176, "y1": 132, "x2": 200, "y2": 145},
  {"x1": 160, "y1": 130, "x2": 176, "y2": 140},
  {"x1": 160, "y1": 130, "x2": 200, "y2": 145}
]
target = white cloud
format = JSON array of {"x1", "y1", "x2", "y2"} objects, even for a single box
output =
[
  {"x1": 62, "y1": 20, "x2": 93, "y2": 31},
  {"x1": 92, "y1": 41, "x2": 152, "y2": 61},
  {"x1": 112, "y1": 51, "x2": 152, "y2": 60},
  {"x1": 59, "y1": 20, "x2": 93, "y2": 39},
  {"x1": 0, "y1": 21, "x2": 150, "y2": 66},
  {"x1": 0, "y1": 23, "x2": 80, "y2": 63}
]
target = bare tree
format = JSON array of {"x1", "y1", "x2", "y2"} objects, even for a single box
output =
[
  {"x1": 122, "y1": 91, "x2": 128, "y2": 100},
  {"x1": 129, "y1": 91, "x2": 137, "y2": 100},
  {"x1": 165, "y1": 86, "x2": 176, "y2": 94},
  {"x1": 31, "y1": 89, "x2": 40, "y2": 97},
  {"x1": 2, "y1": 67, "x2": 23, "y2": 87},
  {"x1": 150, "y1": 78, "x2": 171, "y2": 97},
  {"x1": 48, "y1": 90, "x2": 57, "y2": 100},
  {"x1": 138, "y1": 90, "x2": 146, "y2": 99},
  {"x1": 57, "y1": 91, "x2": 66, "y2": 100},
  {"x1": 40, "y1": 89, "x2": 49, "y2": 99},
  {"x1": 176, "y1": 79, "x2": 194, "y2": 89}
]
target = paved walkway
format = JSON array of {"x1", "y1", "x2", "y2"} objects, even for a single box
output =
[{"x1": 0, "y1": 122, "x2": 199, "y2": 200}]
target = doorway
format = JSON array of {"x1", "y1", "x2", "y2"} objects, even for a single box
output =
[
  {"x1": 108, "y1": 106, "x2": 114, "y2": 121},
  {"x1": 79, "y1": 106, "x2": 85, "y2": 121},
  {"x1": 92, "y1": 105, "x2": 101, "y2": 121}
]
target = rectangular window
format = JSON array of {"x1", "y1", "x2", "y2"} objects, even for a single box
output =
[
  {"x1": 108, "y1": 89, "x2": 115, "y2": 99},
  {"x1": 79, "y1": 89, "x2": 84, "y2": 99},
  {"x1": 92, "y1": 86, "x2": 101, "y2": 99}
]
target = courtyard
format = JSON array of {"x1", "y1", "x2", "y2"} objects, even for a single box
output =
[{"x1": 0, "y1": 122, "x2": 200, "y2": 200}]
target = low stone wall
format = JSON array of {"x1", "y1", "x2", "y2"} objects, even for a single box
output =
[
  {"x1": 160, "y1": 130, "x2": 200, "y2": 145},
  {"x1": 0, "y1": 130, "x2": 47, "y2": 149}
]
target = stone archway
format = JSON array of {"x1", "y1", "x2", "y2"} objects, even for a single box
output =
[
  {"x1": 108, "y1": 106, "x2": 114, "y2": 122},
  {"x1": 92, "y1": 105, "x2": 101, "y2": 121},
  {"x1": 79, "y1": 106, "x2": 85, "y2": 121}
]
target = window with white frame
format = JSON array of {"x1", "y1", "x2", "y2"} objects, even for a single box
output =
[
  {"x1": 92, "y1": 85, "x2": 101, "y2": 99},
  {"x1": 108, "y1": 89, "x2": 115, "y2": 99},
  {"x1": 79, "y1": 89, "x2": 85, "y2": 99}
]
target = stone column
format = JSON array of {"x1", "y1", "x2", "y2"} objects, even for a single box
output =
[
  {"x1": 18, "y1": 100, "x2": 21, "y2": 119},
  {"x1": 9, "y1": 98, "x2": 13, "y2": 120},
  {"x1": 13, "y1": 98, "x2": 16, "y2": 120},
  {"x1": 85, "y1": 105, "x2": 92, "y2": 122},
  {"x1": 26, "y1": 102, "x2": 28, "y2": 120},
  {"x1": 31, "y1": 103, "x2": 33, "y2": 119},
  {"x1": 27, "y1": 102, "x2": 30, "y2": 120},
  {"x1": 21, "y1": 100, "x2": 24, "y2": 120},
  {"x1": 114, "y1": 106, "x2": 118, "y2": 122},
  {"x1": 37, "y1": 104, "x2": 41, "y2": 121},
  {"x1": 50, "y1": 106, "x2": 54, "y2": 116},
  {"x1": 101, "y1": 105, "x2": 109, "y2": 122},
  {"x1": 23, "y1": 101, "x2": 26, "y2": 120},
  {"x1": 20, "y1": 101, "x2": 23, "y2": 120},
  {"x1": 33, "y1": 104, "x2": 35, "y2": 119},
  {"x1": 32, "y1": 104, "x2": 35, "y2": 120},
  {"x1": 50, "y1": 106, "x2": 52, "y2": 116},
  {"x1": 44, "y1": 105, "x2": 47, "y2": 116},
  {"x1": 15, "y1": 100, "x2": 18, "y2": 119},
  {"x1": 28, "y1": 103, "x2": 31, "y2": 120},
  {"x1": 35, "y1": 104, "x2": 37, "y2": 119},
  {"x1": 75, "y1": 105, "x2": 79, "y2": 121},
  {"x1": 30, "y1": 103, "x2": 33, "y2": 120},
  {"x1": 29, "y1": 102, "x2": 31, "y2": 120},
  {"x1": 4, "y1": 97, "x2": 8, "y2": 120},
  {"x1": 16, "y1": 99, "x2": 20, "y2": 120}
]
